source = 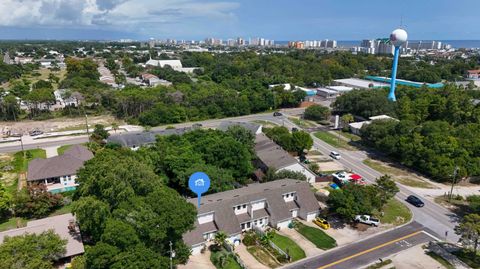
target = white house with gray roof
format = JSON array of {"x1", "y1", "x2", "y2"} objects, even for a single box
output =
[
  {"x1": 27, "y1": 145, "x2": 93, "y2": 193},
  {"x1": 183, "y1": 179, "x2": 320, "y2": 254}
]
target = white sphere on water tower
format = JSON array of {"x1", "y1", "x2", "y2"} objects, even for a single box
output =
[{"x1": 390, "y1": 29, "x2": 408, "y2": 47}]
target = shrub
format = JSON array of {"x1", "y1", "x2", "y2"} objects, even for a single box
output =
[{"x1": 242, "y1": 232, "x2": 257, "y2": 246}]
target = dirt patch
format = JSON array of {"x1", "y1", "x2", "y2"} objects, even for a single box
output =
[{"x1": 0, "y1": 115, "x2": 122, "y2": 134}]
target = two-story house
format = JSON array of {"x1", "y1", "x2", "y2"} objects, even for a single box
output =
[{"x1": 183, "y1": 179, "x2": 320, "y2": 254}]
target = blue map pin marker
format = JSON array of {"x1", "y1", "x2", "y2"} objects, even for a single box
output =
[{"x1": 188, "y1": 172, "x2": 210, "y2": 207}]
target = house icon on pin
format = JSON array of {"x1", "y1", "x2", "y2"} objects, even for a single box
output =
[{"x1": 195, "y1": 178, "x2": 205, "y2": 187}]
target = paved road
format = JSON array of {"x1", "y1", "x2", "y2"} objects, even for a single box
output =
[
  {"x1": 0, "y1": 111, "x2": 289, "y2": 154},
  {"x1": 284, "y1": 222, "x2": 435, "y2": 269},
  {"x1": 0, "y1": 136, "x2": 89, "y2": 153},
  {"x1": 276, "y1": 116, "x2": 459, "y2": 243}
]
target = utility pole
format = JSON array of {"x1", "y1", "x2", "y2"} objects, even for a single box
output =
[
  {"x1": 20, "y1": 134, "x2": 24, "y2": 152},
  {"x1": 448, "y1": 166, "x2": 459, "y2": 202},
  {"x1": 84, "y1": 112, "x2": 90, "y2": 137},
  {"x1": 169, "y1": 241, "x2": 174, "y2": 269}
]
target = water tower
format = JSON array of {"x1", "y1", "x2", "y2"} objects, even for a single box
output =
[{"x1": 388, "y1": 28, "x2": 408, "y2": 101}]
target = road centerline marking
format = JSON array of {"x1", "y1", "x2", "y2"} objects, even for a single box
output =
[{"x1": 317, "y1": 230, "x2": 422, "y2": 269}]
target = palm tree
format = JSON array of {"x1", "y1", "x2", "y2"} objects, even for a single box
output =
[
  {"x1": 111, "y1": 122, "x2": 119, "y2": 133},
  {"x1": 214, "y1": 231, "x2": 228, "y2": 247}
]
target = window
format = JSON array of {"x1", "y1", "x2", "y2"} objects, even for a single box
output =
[
  {"x1": 241, "y1": 223, "x2": 245, "y2": 230},
  {"x1": 254, "y1": 220, "x2": 258, "y2": 225},
  {"x1": 259, "y1": 219, "x2": 263, "y2": 225},
  {"x1": 243, "y1": 204, "x2": 247, "y2": 209},
  {"x1": 237, "y1": 205, "x2": 241, "y2": 210}
]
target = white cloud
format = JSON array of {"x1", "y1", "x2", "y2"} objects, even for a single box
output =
[{"x1": 0, "y1": 0, "x2": 239, "y2": 30}]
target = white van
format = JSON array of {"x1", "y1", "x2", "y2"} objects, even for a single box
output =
[{"x1": 329, "y1": 151, "x2": 341, "y2": 160}]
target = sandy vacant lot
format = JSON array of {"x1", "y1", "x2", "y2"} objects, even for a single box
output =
[{"x1": 0, "y1": 115, "x2": 122, "y2": 134}]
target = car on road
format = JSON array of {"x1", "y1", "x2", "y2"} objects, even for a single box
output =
[
  {"x1": 192, "y1": 123, "x2": 203, "y2": 129},
  {"x1": 406, "y1": 195, "x2": 425, "y2": 207},
  {"x1": 29, "y1": 130, "x2": 44, "y2": 136},
  {"x1": 273, "y1": 112, "x2": 283, "y2": 117},
  {"x1": 354, "y1": 215, "x2": 380, "y2": 227},
  {"x1": 329, "y1": 151, "x2": 341, "y2": 160},
  {"x1": 313, "y1": 217, "x2": 330, "y2": 230}
]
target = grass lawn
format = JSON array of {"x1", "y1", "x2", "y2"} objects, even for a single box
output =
[
  {"x1": 295, "y1": 223, "x2": 337, "y2": 250},
  {"x1": 377, "y1": 199, "x2": 412, "y2": 226},
  {"x1": 252, "y1": 120, "x2": 278, "y2": 128},
  {"x1": 247, "y1": 246, "x2": 280, "y2": 268},
  {"x1": 0, "y1": 217, "x2": 27, "y2": 232},
  {"x1": 57, "y1": 145, "x2": 75, "y2": 155},
  {"x1": 452, "y1": 249, "x2": 480, "y2": 268},
  {"x1": 336, "y1": 131, "x2": 361, "y2": 142},
  {"x1": 13, "y1": 149, "x2": 46, "y2": 173},
  {"x1": 314, "y1": 131, "x2": 354, "y2": 150},
  {"x1": 49, "y1": 203, "x2": 73, "y2": 217},
  {"x1": 210, "y1": 249, "x2": 242, "y2": 269},
  {"x1": 289, "y1": 117, "x2": 315, "y2": 128},
  {"x1": 271, "y1": 233, "x2": 306, "y2": 262},
  {"x1": 363, "y1": 159, "x2": 435, "y2": 189},
  {"x1": 426, "y1": 252, "x2": 455, "y2": 269}
]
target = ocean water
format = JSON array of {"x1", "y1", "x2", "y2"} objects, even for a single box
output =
[{"x1": 277, "y1": 40, "x2": 480, "y2": 49}]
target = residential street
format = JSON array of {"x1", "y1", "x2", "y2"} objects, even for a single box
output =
[{"x1": 283, "y1": 222, "x2": 435, "y2": 269}]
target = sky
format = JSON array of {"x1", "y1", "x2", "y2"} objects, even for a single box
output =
[{"x1": 0, "y1": 0, "x2": 478, "y2": 41}]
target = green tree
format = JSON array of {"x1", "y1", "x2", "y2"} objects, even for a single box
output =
[
  {"x1": 100, "y1": 219, "x2": 140, "y2": 250},
  {"x1": 72, "y1": 197, "x2": 111, "y2": 242},
  {"x1": 0, "y1": 181, "x2": 12, "y2": 220},
  {"x1": 304, "y1": 104, "x2": 331, "y2": 122},
  {"x1": 456, "y1": 214, "x2": 480, "y2": 254},
  {"x1": 90, "y1": 124, "x2": 109, "y2": 144},
  {"x1": 341, "y1": 113, "x2": 354, "y2": 130},
  {"x1": 374, "y1": 175, "x2": 399, "y2": 204},
  {"x1": 291, "y1": 131, "x2": 314, "y2": 154},
  {"x1": 13, "y1": 183, "x2": 63, "y2": 218},
  {"x1": 0, "y1": 230, "x2": 67, "y2": 269}
]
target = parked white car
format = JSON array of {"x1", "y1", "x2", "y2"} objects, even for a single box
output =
[
  {"x1": 329, "y1": 151, "x2": 341, "y2": 160},
  {"x1": 354, "y1": 215, "x2": 380, "y2": 227}
]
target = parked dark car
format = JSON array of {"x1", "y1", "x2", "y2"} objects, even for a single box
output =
[
  {"x1": 292, "y1": 127, "x2": 298, "y2": 132},
  {"x1": 29, "y1": 130, "x2": 44, "y2": 136},
  {"x1": 406, "y1": 195, "x2": 425, "y2": 207},
  {"x1": 273, "y1": 112, "x2": 283, "y2": 117}
]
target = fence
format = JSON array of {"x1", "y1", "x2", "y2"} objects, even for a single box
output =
[
  {"x1": 252, "y1": 226, "x2": 290, "y2": 260},
  {"x1": 222, "y1": 241, "x2": 248, "y2": 269}
]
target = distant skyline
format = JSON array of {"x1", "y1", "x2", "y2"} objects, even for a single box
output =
[{"x1": 0, "y1": 0, "x2": 479, "y2": 41}]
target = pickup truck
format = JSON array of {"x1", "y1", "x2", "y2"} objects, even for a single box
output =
[{"x1": 354, "y1": 215, "x2": 380, "y2": 227}]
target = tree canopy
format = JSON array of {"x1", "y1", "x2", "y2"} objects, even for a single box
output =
[
  {"x1": 72, "y1": 149, "x2": 197, "y2": 268},
  {"x1": 0, "y1": 231, "x2": 67, "y2": 269}
]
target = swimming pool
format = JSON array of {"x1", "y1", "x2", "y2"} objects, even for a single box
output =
[{"x1": 49, "y1": 186, "x2": 77, "y2": 194}]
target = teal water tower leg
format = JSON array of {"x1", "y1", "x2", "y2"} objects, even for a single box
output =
[{"x1": 388, "y1": 46, "x2": 400, "y2": 102}]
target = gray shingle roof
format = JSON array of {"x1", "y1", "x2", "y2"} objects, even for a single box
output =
[
  {"x1": 184, "y1": 179, "x2": 319, "y2": 246},
  {"x1": 0, "y1": 213, "x2": 84, "y2": 258},
  {"x1": 254, "y1": 133, "x2": 297, "y2": 169},
  {"x1": 27, "y1": 145, "x2": 93, "y2": 181},
  {"x1": 106, "y1": 127, "x2": 193, "y2": 148}
]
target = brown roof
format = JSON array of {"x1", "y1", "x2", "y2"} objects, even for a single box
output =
[
  {"x1": 467, "y1": 70, "x2": 480, "y2": 74},
  {"x1": 27, "y1": 145, "x2": 93, "y2": 181},
  {"x1": 255, "y1": 134, "x2": 297, "y2": 169},
  {"x1": 184, "y1": 179, "x2": 319, "y2": 246},
  {"x1": 0, "y1": 213, "x2": 84, "y2": 258}
]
